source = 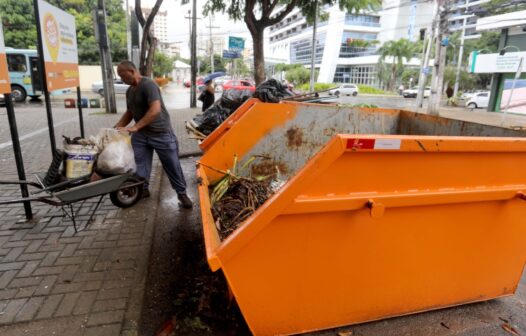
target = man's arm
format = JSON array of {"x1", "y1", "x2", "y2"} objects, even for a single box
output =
[
  {"x1": 114, "y1": 109, "x2": 133, "y2": 128},
  {"x1": 119, "y1": 100, "x2": 161, "y2": 133}
]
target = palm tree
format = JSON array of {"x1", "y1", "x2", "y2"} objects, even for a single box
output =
[{"x1": 378, "y1": 39, "x2": 416, "y2": 91}]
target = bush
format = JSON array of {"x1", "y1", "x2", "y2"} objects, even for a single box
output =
[
  {"x1": 167, "y1": 76, "x2": 173, "y2": 82},
  {"x1": 296, "y1": 82, "x2": 336, "y2": 92},
  {"x1": 154, "y1": 77, "x2": 169, "y2": 87},
  {"x1": 357, "y1": 85, "x2": 386, "y2": 95}
]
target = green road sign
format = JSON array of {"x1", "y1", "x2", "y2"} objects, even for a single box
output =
[{"x1": 229, "y1": 36, "x2": 245, "y2": 51}]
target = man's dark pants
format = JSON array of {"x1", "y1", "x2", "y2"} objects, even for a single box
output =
[{"x1": 131, "y1": 131, "x2": 187, "y2": 194}]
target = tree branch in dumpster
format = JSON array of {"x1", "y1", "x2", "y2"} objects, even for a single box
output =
[{"x1": 203, "y1": 155, "x2": 285, "y2": 240}]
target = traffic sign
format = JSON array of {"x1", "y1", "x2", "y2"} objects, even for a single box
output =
[
  {"x1": 228, "y1": 36, "x2": 245, "y2": 51},
  {"x1": 223, "y1": 50, "x2": 240, "y2": 59}
]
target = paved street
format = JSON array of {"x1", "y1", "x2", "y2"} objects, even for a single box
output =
[
  {"x1": 0, "y1": 84, "x2": 201, "y2": 335},
  {"x1": 0, "y1": 86, "x2": 525, "y2": 335}
]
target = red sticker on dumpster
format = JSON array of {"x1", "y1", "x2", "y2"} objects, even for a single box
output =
[
  {"x1": 347, "y1": 138, "x2": 402, "y2": 150},
  {"x1": 347, "y1": 138, "x2": 375, "y2": 150}
]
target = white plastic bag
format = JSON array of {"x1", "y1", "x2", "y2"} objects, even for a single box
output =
[{"x1": 95, "y1": 129, "x2": 136, "y2": 175}]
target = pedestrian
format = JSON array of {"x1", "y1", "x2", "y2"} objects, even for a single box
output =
[
  {"x1": 398, "y1": 84, "x2": 405, "y2": 96},
  {"x1": 198, "y1": 80, "x2": 215, "y2": 111},
  {"x1": 446, "y1": 86, "x2": 454, "y2": 99},
  {"x1": 114, "y1": 60, "x2": 193, "y2": 208}
]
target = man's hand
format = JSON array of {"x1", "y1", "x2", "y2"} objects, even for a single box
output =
[{"x1": 117, "y1": 125, "x2": 139, "y2": 133}]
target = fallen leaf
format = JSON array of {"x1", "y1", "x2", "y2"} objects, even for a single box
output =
[
  {"x1": 338, "y1": 331, "x2": 353, "y2": 336},
  {"x1": 502, "y1": 323, "x2": 520, "y2": 336}
]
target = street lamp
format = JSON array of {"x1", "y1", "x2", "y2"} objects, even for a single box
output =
[{"x1": 500, "y1": 45, "x2": 523, "y2": 124}]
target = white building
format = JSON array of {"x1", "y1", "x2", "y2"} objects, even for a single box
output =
[
  {"x1": 266, "y1": 5, "x2": 382, "y2": 85},
  {"x1": 448, "y1": 0, "x2": 491, "y2": 40},
  {"x1": 142, "y1": 8, "x2": 169, "y2": 43},
  {"x1": 378, "y1": 0, "x2": 435, "y2": 44}
]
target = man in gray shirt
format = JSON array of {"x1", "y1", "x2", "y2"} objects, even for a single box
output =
[{"x1": 114, "y1": 60, "x2": 192, "y2": 208}]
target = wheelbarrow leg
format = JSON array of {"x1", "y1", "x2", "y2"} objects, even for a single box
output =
[{"x1": 84, "y1": 194, "x2": 105, "y2": 231}]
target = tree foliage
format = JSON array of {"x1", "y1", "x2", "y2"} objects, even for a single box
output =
[
  {"x1": 482, "y1": 0, "x2": 526, "y2": 16},
  {"x1": 199, "y1": 54, "x2": 227, "y2": 74},
  {"x1": 378, "y1": 38, "x2": 417, "y2": 91},
  {"x1": 0, "y1": 0, "x2": 127, "y2": 65},
  {"x1": 153, "y1": 52, "x2": 175, "y2": 77},
  {"x1": 285, "y1": 65, "x2": 311, "y2": 85},
  {"x1": 204, "y1": 0, "x2": 381, "y2": 85}
]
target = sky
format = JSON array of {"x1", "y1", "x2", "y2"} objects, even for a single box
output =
[{"x1": 136, "y1": 0, "x2": 252, "y2": 57}]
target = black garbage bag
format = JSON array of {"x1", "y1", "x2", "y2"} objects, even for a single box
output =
[
  {"x1": 220, "y1": 89, "x2": 253, "y2": 111},
  {"x1": 253, "y1": 78, "x2": 294, "y2": 103},
  {"x1": 193, "y1": 104, "x2": 232, "y2": 135}
]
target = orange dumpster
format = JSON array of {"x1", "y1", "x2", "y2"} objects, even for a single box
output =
[{"x1": 197, "y1": 101, "x2": 526, "y2": 335}]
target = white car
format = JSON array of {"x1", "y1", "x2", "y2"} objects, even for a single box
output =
[
  {"x1": 329, "y1": 84, "x2": 359, "y2": 96},
  {"x1": 460, "y1": 90, "x2": 487, "y2": 101},
  {"x1": 465, "y1": 91, "x2": 490, "y2": 109},
  {"x1": 402, "y1": 86, "x2": 431, "y2": 98},
  {"x1": 91, "y1": 78, "x2": 130, "y2": 96}
]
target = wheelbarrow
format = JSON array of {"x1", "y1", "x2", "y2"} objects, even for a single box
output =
[{"x1": 0, "y1": 172, "x2": 144, "y2": 232}]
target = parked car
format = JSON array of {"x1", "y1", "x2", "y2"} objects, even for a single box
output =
[
  {"x1": 460, "y1": 90, "x2": 487, "y2": 101},
  {"x1": 91, "y1": 78, "x2": 129, "y2": 96},
  {"x1": 328, "y1": 84, "x2": 359, "y2": 97},
  {"x1": 402, "y1": 86, "x2": 431, "y2": 98},
  {"x1": 222, "y1": 80, "x2": 256, "y2": 92},
  {"x1": 465, "y1": 91, "x2": 490, "y2": 109}
]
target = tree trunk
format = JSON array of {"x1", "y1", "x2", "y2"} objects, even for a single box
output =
[
  {"x1": 390, "y1": 64, "x2": 397, "y2": 92},
  {"x1": 252, "y1": 28, "x2": 265, "y2": 85},
  {"x1": 144, "y1": 37, "x2": 157, "y2": 77}
]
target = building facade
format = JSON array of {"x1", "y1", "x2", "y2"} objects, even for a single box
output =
[
  {"x1": 141, "y1": 8, "x2": 169, "y2": 43},
  {"x1": 266, "y1": 5, "x2": 382, "y2": 85}
]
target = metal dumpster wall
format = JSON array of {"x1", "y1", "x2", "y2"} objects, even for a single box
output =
[
  {"x1": 399, "y1": 110, "x2": 526, "y2": 137},
  {"x1": 213, "y1": 135, "x2": 526, "y2": 335},
  {"x1": 203, "y1": 103, "x2": 401, "y2": 181}
]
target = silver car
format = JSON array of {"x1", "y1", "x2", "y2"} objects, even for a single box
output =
[{"x1": 91, "y1": 78, "x2": 130, "y2": 96}]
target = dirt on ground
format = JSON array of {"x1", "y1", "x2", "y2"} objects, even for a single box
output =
[{"x1": 138, "y1": 159, "x2": 250, "y2": 336}]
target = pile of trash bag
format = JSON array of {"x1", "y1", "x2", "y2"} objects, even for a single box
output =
[
  {"x1": 192, "y1": 89, "x2": 253, "y2": 136},
  {"x1": 253, "y1": 78, "x2": 294, "y2": 103}
]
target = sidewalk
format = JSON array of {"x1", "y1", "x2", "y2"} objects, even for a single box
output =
[{"x1": 0, "y1": 105, "x2": 201, "y2": 335}]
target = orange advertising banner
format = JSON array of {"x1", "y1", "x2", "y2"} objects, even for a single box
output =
[
  {"x1": 44, "y1": 61, "x2": 79, "y2": 90},
  {"x1": 0, "y1": 22, "x2": 11, "y2": 94},
  {"x1": 0, "y1": 53, "x2": 10, "y2": 94},
  {"x1": 38, "y1": 0, "x2": 79, "y2": 91}
]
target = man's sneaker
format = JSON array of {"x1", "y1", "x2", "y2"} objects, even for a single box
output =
[
  {"x1": 142, "y1": 189, "x2": 151, "y2": 199},
  {"x1": 177, "y1": 193, "x2": 193, "y2": 209}
]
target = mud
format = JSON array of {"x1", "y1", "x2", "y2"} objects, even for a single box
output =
[{"x1": 286, "y1": 126, "x2": 304, "y2": 148}]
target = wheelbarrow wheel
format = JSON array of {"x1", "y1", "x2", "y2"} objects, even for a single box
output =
[{"x1": 110, "y1": 177, "x2": 143, "y2": 208}]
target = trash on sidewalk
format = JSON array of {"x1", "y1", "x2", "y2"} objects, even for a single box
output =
[{"x1": 93, "y1": 128, "x2": 136, "y2": 175}]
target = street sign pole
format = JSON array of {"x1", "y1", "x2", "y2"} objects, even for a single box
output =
[
  {"x1": 76, "y1": 86, "x2": 85, "y2": 138},
  {"x1": 5, "y1": 94, "x2": 33, "y2": 219}
]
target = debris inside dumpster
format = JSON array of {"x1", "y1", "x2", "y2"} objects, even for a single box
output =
[
  {"x1": 253, "y1": 78, "x2": 294, "y2": 103},
  {"x1": 186, "y1": 89, "x2": 253, "y2": 138},
  {"x1": 205, "y1": 156, "x2": 284, "y2": 239}
]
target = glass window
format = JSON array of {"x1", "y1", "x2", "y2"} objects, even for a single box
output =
[
  {"x1": 7, "y1": 54, "x2": 27, "y2": 72},
  {"x1": 290, "y1": 32, "x2": 326, "y2": 65}
]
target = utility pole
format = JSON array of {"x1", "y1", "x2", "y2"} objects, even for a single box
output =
[
  {"x1": 190, "y1": 0, "x2": 197, "y2": 107},
  {"x1": 309, "y1": 1, "x2": 318, "y2": 92},
  {"x1": 206, "y1": 15, "x2": 219, "y2": 73},
  {"x1": 416, "y1": 2, "x2": 438, "y2": 108},
  {"x1": 427, "y1": 0, "x2": 449, "y2": 116},
  {"x1": 125, "y1": 0, "x2": 131, "y2": 59},
  {"x1": 453, "y1": 13, "x2": 470, "y2": 97},
  {"x1": 94, "y1": 0, "x2": 117, "y2": 113}
]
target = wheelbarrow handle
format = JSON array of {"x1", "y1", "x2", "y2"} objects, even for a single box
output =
[
  {"x1": 0, "y1": 195, "x2": 60, "y2": 206},
  {"x1": 0, "y1": 180, "x2": 42, "y2": 188}
]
